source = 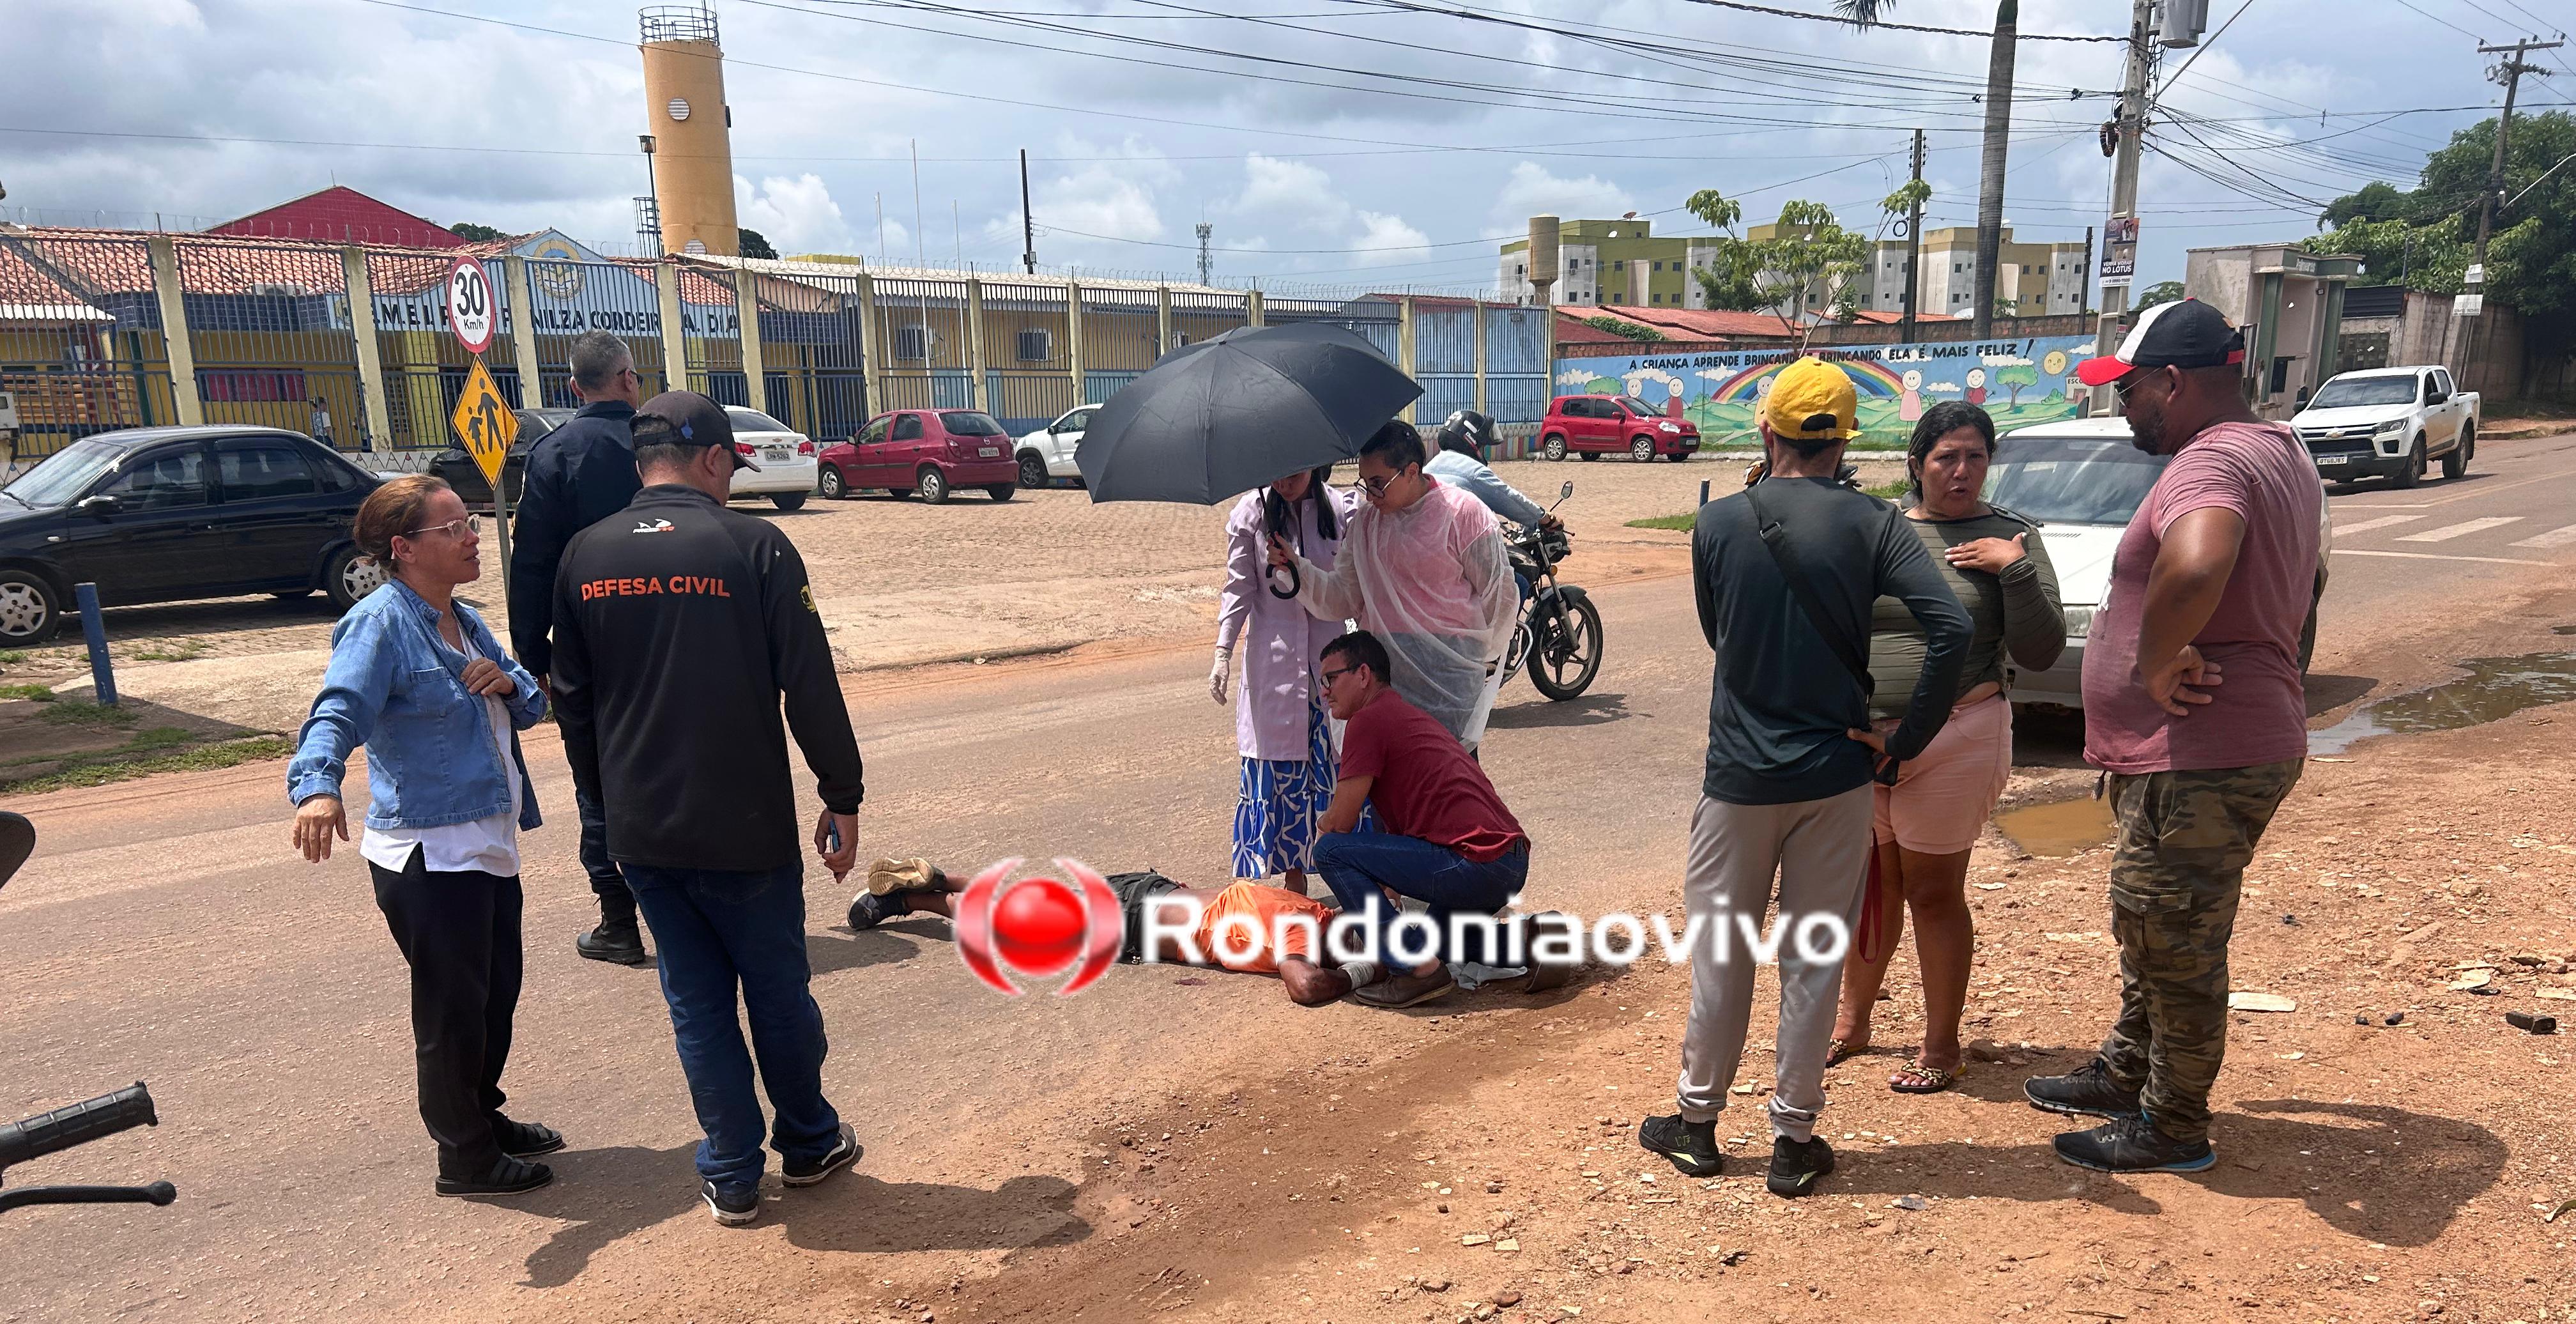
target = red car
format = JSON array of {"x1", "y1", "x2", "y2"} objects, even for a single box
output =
[
  {"x1": 1537, "y1": 394, "x2": 1700, "y2": 463},
  {"x1": 817, "y1": 408, "x2": 1022, "y2": 504}
]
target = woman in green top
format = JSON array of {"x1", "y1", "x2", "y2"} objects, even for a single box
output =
[{"x1": 1830, "y1": 401, "x2": 2065, "y2": 1093}]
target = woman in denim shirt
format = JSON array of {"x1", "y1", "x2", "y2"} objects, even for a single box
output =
[{"x1": 288, "y1": 475, "x2": 558, "y2": 1199}]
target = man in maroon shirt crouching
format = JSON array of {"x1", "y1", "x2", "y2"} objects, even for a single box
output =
[{"x1": 1310, "y1": 629, "x2": 1533, "y2": 1010}]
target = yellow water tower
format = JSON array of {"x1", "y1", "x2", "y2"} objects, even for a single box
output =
[{"x1": 639, "y1": 4, "x2": 739, "y2": 256}]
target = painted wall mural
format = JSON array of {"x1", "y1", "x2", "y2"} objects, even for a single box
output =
[{"x1": 1554, "y1": 335, "x2": 2102, "y2": 446}]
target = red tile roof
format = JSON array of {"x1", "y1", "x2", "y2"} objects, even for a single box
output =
[
  {"x1": 1593, "y1": 305, "x2": 1802, "y2": 339},
  {"x1": 208, "y1": 186, "x2": 467, "y2": 249}
]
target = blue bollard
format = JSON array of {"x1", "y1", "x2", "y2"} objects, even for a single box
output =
[{"x1": 74, "y1": 581, "x2": 116, "y2": 707}]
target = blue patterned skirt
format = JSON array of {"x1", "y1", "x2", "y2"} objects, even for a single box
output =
[{"x1": 1232, "y1": 700, "x2": 1361, "y2": 878}]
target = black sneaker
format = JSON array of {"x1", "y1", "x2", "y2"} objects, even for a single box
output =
[
  {"x1": 784, "y1": 1122, "x2": 862, "y2": 1187},
  {"x1": 435, "y1": 1155, "x2": 553, "y2": 1198},
  {"x1": 2023, "y1": 1058, "x2": 2143, "y2": 1120},
  {"x1": 2053, "y1": 1114, "x2": 2216, "y2": 1173},
  {"x1": 576, "y1": 911, "x2": 648, "y2": 966},
  {"x1": 1766, "y1": 1135, "x2": 1836, "y2": 1198},
  {"x1": 1636, "y1": 1114, "x2": 1722, "y2": 1177},
  {"x1": 493, "y1": 1118, "x2": 565, "y2": 1158},
  {"x1": 703, "y1": 1180, "x2": 760, "y2": 1226},
  {"x1": 846, "y1": 889, "x2": 914, "y2": 932}
]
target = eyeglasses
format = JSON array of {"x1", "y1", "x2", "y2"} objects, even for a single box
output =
[
  {"x1": 404, "y1": 514, "x2": 481, "y2": 541},
  {"x1": 1319, "y1": 665, "x2": 1358, "y2": 686},
  {"x1": 1358, "y1": 470, "x2": 1412, "y2": 498}
]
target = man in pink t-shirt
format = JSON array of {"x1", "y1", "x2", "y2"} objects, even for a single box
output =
[{"x1": 2027, "y1": 300, "x2": 2319, "y2": 1176}]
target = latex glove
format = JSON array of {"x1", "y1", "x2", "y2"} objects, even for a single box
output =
[{"x1": 1209, "y1": 648, "x2": 1232, "y2": 705}]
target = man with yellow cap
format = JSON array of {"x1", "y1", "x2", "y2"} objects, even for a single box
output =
[{"x1": 1637, "y1": 357, "x2": 1972, "y2": 1199}]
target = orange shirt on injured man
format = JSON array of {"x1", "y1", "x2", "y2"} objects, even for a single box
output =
[{"x1": 1195, "y1": 883, "x2": 1336, "y2": 974}]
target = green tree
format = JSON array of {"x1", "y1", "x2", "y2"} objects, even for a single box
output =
[
  {"x1": 1994, "y1": 362, "x2": 2039, "y2": 406},
  {"x1": 2308, "y1": 111, "x2": 2575, "y2": 328},
  {"x1": 738, "y1": 227, "x2": 779, "y2": 259},
  {"x1": 2319, "y1": 181, "x2": 2416, "y2": 230},
  {"x1": 1685, "y1": 194, "x2": 1868, "y2": 345},
  {"x1": 2136, "y1": 279, "x2": 2185, "y2": 309},
  {"x1": 448, "y1": 222, "x2": 504, "y2": 243}
]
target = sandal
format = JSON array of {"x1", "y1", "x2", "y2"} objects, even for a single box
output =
[
  {"x1": 1826, "y1": 1035, "x2": 1869, "y2": 1068},
  {"x1": 1889, "y1": 1060, "x2": 1961, "y2": 1095}
]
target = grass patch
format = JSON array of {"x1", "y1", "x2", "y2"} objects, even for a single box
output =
[
  {"x1": 36, "y1": 698, "x2": 138, "y2": 728},
  {"x1": 1625, "y1": 480, "x2": 1911, "y2": 534},
  {"x1": 0, "y1": 649, "x2": 26, "y2": 668},
  {"x1": 130, "y1": 638, "x2": 210, "y2": 663},
  {"x1": 0, "y1": 735, "x2": 294, "y2": 796},
  {"x1": 0, "y1": 683, "x2": 54, "y2": 702}
]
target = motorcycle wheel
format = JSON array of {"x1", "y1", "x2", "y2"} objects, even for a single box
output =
[{"x1": 1528, "y1": 595, "x2": 1603, "y2": 700}]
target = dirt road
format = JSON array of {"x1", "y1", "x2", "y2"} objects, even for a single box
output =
[{"x1": 4, "y1": 435, "x2": 2575, "y2": 1323}]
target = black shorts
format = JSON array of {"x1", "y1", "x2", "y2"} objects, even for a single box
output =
[{"x1": 1105, "y1": 870, "x2": 1182, "y2": 963}]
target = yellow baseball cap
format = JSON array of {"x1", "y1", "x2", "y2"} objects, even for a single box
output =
[{"x1": 1762, "y1": 357, "x2": 1859, "y2": 442}]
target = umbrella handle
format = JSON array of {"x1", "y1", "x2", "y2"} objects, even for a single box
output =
[{"x1": 1267, "y1": 561, "x2": 1301, "y2": 600}]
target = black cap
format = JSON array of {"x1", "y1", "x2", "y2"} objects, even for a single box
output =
[
  {"x1": 2076, "y1": 298, "x2": 2246, "y2": 387},
  {"x1": 634, "y1": 390, "x2": 756, "y2": 470}
]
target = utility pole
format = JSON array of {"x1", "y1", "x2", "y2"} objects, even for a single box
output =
[
  {"x1": 2460, "y1": 37, "x2": 2561, "y2": 386},
  {"x1": 1970, "y1": 0, "x2": 2018, "y2": 339},
  {"x1": 1020, "y1": 148, "x2": 1037, "y2": 274},
  {"x1": 2092, "y1": 0, "x2": 2158, "y2": 413},
  {"x1": 1901, "y1": 127, "x2": 1926, "y2": 341},
  {"x1": 2079, "y1": 223, "x2": 2095, "y2": 316},
  {"x1": 1196, "y1": 222, "x2": 1213, "y2": 286}
]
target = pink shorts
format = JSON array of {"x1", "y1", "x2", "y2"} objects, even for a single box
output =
[{"x1": 1872, "y1": 693, "x2": 2012, "y2": 855}]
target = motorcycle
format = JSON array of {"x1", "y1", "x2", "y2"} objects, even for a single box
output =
[
  {"x1": 1500, "y1": 481, "x2": 1603, "y2": 701},
  {"x1": 0, "y1": 812, "x2": 175, "y2": 1217}
]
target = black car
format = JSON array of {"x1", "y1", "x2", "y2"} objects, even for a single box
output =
[
  {"x1": 0, "y1": 426, "x2": 383, "y2": 643},
  {"x1": 430, "y1": 408, "x2": 572, "y2": 511}
]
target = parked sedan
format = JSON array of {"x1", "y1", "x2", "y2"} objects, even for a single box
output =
[
  {"x1": 724, "y1": 406, "x2": 821, "y2": 511},
  {"x1": 816, "y1": 409, "x2": 1020, "y2": 504},
  {"x1": 0, "y1": 426, "x2": 383, "y2": 643},
  {"x1": 1016, "y1": 403, "x2": 1099, "y2": 488}
]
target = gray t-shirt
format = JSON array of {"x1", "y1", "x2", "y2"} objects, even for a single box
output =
[
  {"x1": 1866, "y1": 506, "x2": 2066, "y2": 720},
  {"x1": 1692, "y1": 477, "x2": 1972, "y2": 805}
]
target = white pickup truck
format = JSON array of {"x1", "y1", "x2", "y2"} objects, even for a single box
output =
[{"x1": 2292, "y1": 365, "x2": 2480, "y2": 489}]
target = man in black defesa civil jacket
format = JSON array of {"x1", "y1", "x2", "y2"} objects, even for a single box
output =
[{"x1": 549, "y1": 392, "x2": 866, "y2": 1222}]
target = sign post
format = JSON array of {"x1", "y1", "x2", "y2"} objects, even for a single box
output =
[{"x1": 446, "y1": 256, "x2": 518, "y2": 597}]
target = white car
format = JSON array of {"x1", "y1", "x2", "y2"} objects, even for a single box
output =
[
  {"x1": 724, "y1": 406, "x2": 822, "y2": 511},
  {"x1": 1989, "y1": 418, "x2": 2332, "y2": 709},
  {"x1": 1016, "y1": 404, "x2": 1100, "y2": 488},
  {"x1": 2292, "y1": 366, "x2": 2480, "y2": 488}
]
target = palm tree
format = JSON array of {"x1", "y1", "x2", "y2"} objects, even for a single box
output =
[{"x1": 1837, "y1": 1, "x2": 2017, "y2": 338}]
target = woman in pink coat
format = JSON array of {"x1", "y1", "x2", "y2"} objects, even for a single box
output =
[{"x1": 1211, "y1": 465, "x2": 1360, "y2": 893}]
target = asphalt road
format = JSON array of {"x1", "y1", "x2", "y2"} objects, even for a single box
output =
[{"x1": 3, "y1": 429, "x2": 2572, "y2": 1322}]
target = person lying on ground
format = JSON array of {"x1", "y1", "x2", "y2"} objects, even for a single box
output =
[
  {"x1": 1308, "y1": 629, "x2": 1533, "y2": 1011},
  {"x1": 846, "y1": 858, "x2": 1574, "y2": 1005}
]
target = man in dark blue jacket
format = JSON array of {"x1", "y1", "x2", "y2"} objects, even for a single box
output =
[{"x1": 508, "y1": 330, "x2": 648, "y2": 965}]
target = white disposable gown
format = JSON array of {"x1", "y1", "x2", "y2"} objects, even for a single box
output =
[{"x1": 1287, "y1": 477, "x2": 1519, "y2": 741}]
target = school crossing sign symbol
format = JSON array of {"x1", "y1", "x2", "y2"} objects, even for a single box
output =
[{"x1": 450, "y1": 359, "x2": 518, "y2": 485}]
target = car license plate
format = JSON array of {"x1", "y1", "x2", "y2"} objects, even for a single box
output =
[
  {"x1": 763, "y1": 447, "x2": 790, "y2": 461},
  {"x1": 2315, "y1": 455, "x2": 2348, "y2": 466},
  {"x1": 980, "y1": 446, "x2": 999, "y2": 458}
]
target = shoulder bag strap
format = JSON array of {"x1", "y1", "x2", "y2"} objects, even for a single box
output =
[{"x1": 1742, "y1": 482, "x2": 1875, "y2": 698}]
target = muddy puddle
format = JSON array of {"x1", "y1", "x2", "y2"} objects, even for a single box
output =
[
  {"x1": 1995, "y1": 795, "x2": 2117, "y2": 857},
  {"x1": 2308, "y1": 648, "x2": 2576, "y2": 755}
]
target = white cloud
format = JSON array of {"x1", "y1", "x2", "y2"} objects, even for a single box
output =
[
  {"x1": 1230, "y1": 154, "x2": 1350, "y2": 231},
  {"x1": 1491, "y1": 162, "x2": 1634, "y2": 226},
  {"x1": 735, "y1": 173, "x2": 854, "y2": 255},
  {"x1": 1350, "y1": 211, "x2": 1431, "y2": 265}
]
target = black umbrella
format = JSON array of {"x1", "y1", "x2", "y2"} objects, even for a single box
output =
[{"x1": 1075, "y1": 321, "x2": 1421, "y2": 504}]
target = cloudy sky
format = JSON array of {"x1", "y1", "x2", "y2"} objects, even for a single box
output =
[{"x1": 7, "y1": 0, "x2": 2565, "y2": 293}]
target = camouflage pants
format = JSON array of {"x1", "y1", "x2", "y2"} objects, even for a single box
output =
[{"x1": 2097, "y1": 759, "x2": 2304, "y2": 1145}]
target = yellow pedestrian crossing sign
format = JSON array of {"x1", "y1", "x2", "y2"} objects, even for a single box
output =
[{"x1": 450, "y1": 358, "x2": 518, "y2": 486}]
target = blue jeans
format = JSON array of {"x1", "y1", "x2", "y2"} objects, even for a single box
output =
[
  {"x1": 576, "y1": 783, "x2": 632, "y2": 909},
  {"x1": 1312, "y1": 832, "x2": 1528, "y2": 968},
  {"x1": 621, "y1": 862, "x2": 843, "y2": 1193}
]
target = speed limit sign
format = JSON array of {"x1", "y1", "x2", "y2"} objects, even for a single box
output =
[{"x1": 446, "y1": 256, "x2": 497, "y2": 355}]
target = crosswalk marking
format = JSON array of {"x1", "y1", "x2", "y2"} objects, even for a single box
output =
[
  {"x1": 2333, "y1": 514, "x2": 2426, "y2": 535},
  {"x1": 2509, "y1": 523, "x2": 2576, "y2": 550},
  {"x1": 2395, "y1": 516, "x2": 2525, "y2": 543}
]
